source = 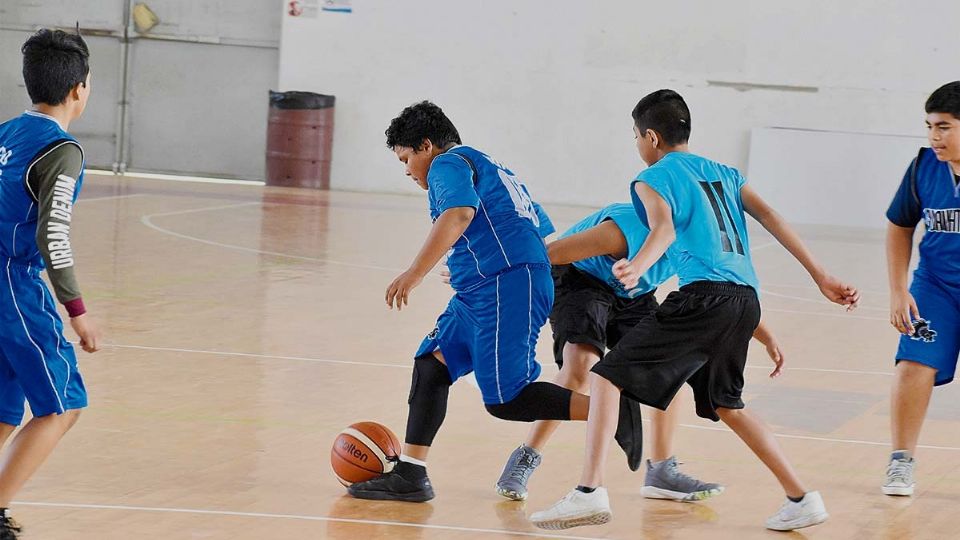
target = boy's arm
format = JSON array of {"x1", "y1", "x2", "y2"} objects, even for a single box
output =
[
  {"x1": 547, "y1": 220, "x2": 627, "y2": 265},
  {"x1": 741, "y1": 184, "x2": 859, "y2": 310},
  {"x1": 752, "y1": 319, "x2": 784, "y2": 378},
  {"x1": 30, "y1": 143, "x2": 99, "y2": 352},
  {"x1": 385, "y1": 206, "x2": 475, "y2": 310},
  {"x1": 887, "y1": 222, "x2": 919, "y2": 334},
  {"x1": 613, "y1": 183, "x2": 675, "y2": 289}
]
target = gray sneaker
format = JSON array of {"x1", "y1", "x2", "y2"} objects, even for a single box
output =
[
  {"x1": 882, "y1": 457, "x2": 915, "y2": 496},
  {"x1": 640, "y1": 456, "x2": 724, "y2": 502},
  {"x1": 496, "y1": 444, "x2": 542, "y2": 501}
]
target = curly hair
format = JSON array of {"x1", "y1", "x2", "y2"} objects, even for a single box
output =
[
  {"x1": 385, "y1": 101, "x2": 462, "y2": 150},
  {"x1": 22, "y1": 28, "x2": 90, "y2": 105}
]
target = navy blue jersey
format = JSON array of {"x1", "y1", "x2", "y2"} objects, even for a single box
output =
[
  {"x1": 0, "y1": 112, "x2": 85, "y2": 266},
  {"x1": 631, "y1": 152, "x2": 759, "y2": 291},
  {"x1": 887, "y1": 147, "x2": 960, "y2": 284},
  {"x1": 427, "y1": 146, "x2": 550, "y2": 291},
  {"x1": 562, "y1": 203, "x2": 674, "y2": 298}
]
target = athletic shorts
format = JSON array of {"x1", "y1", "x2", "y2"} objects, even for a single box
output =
[
  {"x1": 415, "y1": 263, "x2": 552, "y2": 405},
  {"x1": 592, "y1": 281, "x2": 760, "y2": 422},
  {"x1": 895, "y1": 268, "x2": 960, "y2": 386},
  {"x1": 0, "y1": 260, "x2": 87, "y2": 425},
  {"x1": 549, "y1": 264, "x2": 659, "y2": 366}
]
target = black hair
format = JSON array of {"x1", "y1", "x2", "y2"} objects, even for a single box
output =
[
  {"x1": 385, "y1": 101, "x2": 461, "y2": 150},
  {"x1": 21, "y1": 28, "x2": 90, "y2": 106},
  {"x1": 925, "y1": 81, "x2": 960, "y2": 119},
  {"x1": 631, "y1": 89, "x2": 691, "y2": 146}
]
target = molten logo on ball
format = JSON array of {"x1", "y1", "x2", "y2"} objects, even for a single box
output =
[{"x1": 339, "y1": 439, "x2": 368, "y2": 463}]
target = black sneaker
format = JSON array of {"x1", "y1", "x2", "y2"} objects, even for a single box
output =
[
  {"x1": 0, "y1": 512, "x2": 21, "y2": 540},
  {"x1": 347, "y1": 462, "x2": 435, "y2": 502},
  {"x1": 614, "y1": 394, "x2": 643, "y2": 471}
]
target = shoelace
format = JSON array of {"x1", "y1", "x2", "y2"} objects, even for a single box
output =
[
  {"x1": 664, "y1": 461, "x2": 706, "y2": 488},
  {"x1": 887, "y1": 460, "x2": 913, "y2": 484},
  {"x1": 508, "y1": 451, "x2": 539, "y2": 481}
]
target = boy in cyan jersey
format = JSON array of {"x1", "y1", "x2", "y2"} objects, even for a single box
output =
[
  {"x1": 496, "y1": 203, "x2": 787, "y2": 503},
  {"x1": 531, "y1": 90, "x2": 859, "y2": 532},
  {"x1": 884, "y1": 81, "x2": 960, "y2": 497},
  {"x1": 347, "y1": 101, "x2": 636, "y2": 503},
  {"x1": 0, "y1": 29, "x2": 100, "y2": 540}
]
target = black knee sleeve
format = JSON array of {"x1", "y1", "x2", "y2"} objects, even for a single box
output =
[
  {"x1": 484, "y1": 382, "x2": 573, "y2": 422},
  {"x1": 404, "y1": 354, "x2": 452, "y2": 446}
]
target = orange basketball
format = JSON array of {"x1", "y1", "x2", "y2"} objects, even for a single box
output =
[{"x1": 330, "y1": 421, "x2": 401, "y2": 487}]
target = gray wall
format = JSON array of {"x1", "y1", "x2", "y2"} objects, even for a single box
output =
[{"x1": 0, "y1": 0, "x2": 279, "y2": 179}]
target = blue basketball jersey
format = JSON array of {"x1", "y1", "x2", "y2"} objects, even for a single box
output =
[
  {"x1": 887, "y1": 147, "x2": 960, "y2": 285},
  {"x1": 0, "y1": 111, "x2": 85, "y2": 266},
  {"x1": 562, "y1": 203, "x2": 674, "y2": 298},
  {"x1": 427, "y1": 145, "x2": 550, "y2": 291},
  {"x1": 631, "y1": 152, "x2": 759, "y2": 291}
]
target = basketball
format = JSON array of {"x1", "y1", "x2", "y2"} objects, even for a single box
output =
[{"x1": 330, "y1": 421, "x2": 402, "y2": 487}]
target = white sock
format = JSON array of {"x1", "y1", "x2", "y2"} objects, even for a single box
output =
[{"x1": 400, "y1": 454, "x2": 427, "y2": 467}]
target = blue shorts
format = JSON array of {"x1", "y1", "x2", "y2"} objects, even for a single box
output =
[
  {"x1": 415, "y1": 263, "x2": 552, "y2": 405},
  {"x1": 895, "y1": 268, "x2": 960, "y2": 386},
  {"x1": 0, "y1": 261, "x2": 87, "y2": 425}
]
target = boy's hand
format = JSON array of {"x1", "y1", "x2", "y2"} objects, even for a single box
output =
[
  {"x1": 386, "y1": 269, "x2": 424, "y2": 310},
  {"x1": 890, "y1": 289, "x2": 921, "y2": 335},
  {"x1": 764, "y1": 338, "x2": 785, "y2": 378},
  {"x1": 612, "y1": 258, "x2": 641, "y2": 289},
  {"x1": 815, "y1": 273, "x2": 860, "y2": 311},
  {"x1": 70, "y1": 313, "x2": 100, "y2": 353}
]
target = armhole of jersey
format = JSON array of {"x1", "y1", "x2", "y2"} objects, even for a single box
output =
[
  {"x1": 910, "y1": 147, "x2": 924, "y2": 207},
  {"x1": 24, "y1": 139, "x2": 84, "y2": 203},
  {"x1": 448, "y1": 151, "x2": 479, "y2": 185}
]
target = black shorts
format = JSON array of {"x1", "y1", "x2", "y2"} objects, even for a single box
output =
[
  {"x1": 549, "y1": 264, "x2": 660, "y2": 367},
  {"x1": 591, "y1": 281, "x2": 761, "y2": 422}
]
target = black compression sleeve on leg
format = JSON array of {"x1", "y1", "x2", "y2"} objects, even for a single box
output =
[
  {"x1": 404, "y1": 354, "x2": 453, "y2": 446},
  {"x1": 485, "y1": 382, "x2": 573, "y2": 422}
]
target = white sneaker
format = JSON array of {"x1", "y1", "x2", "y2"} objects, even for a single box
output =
[
  {"x1": 764, "y1": 491, "x2": 829, "y2": 531},
  {"x1": 530, "y1": 488, "x2": 612, "y2": 530},
  {"x1": 882, "y1": 457, "x2": 915, "y2": 496}
]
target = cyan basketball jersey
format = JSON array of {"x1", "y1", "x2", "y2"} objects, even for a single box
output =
[
  {"x1": 0, "y1": 111, "x2": 85, "y2": 266},
  {"x1": 631, "y1": 152, "x2": 759, "y2": 291},
  {"x1": 887, "y1": 147, "x2": 960, "y2": 284},
  {"x1": 428, "y1": 145, "x2": 550, "y2": 291},
  {"x1": 563, "y1": 203, "x2": 674, "y2": 298}
]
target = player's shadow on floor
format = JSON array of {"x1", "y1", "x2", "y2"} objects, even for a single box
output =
[{"x1": 326, "y1": 494, "x2": 435, "y2": 539}]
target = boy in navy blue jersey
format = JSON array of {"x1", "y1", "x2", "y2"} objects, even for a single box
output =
[
  {"x1": 0, "y1": 29, "x2": 100, "y2": 539},
  {"x1": 884, "y1": 81, "x2": 960, "y2": 497},
  {"x1": 347, "y1": 101, "x2": 637, "y2": 503},
  {"x1": 531, "y1": 90, "x2": 859, "y2": 532}
]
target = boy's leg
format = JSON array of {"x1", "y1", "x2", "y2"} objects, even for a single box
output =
[
  {"x1": 497, "y1": 343, "x2": 597, "y2": 501},
  {"x1": 0, "y1": 410, "x2": 81, "y2": 507},
  {"x1": 885, "y1": 272, "x2": 959, "y2": 496}
]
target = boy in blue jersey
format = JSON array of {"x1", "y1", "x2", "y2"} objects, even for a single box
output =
[
  {"x1": 884, "y1": 81, "x2": 960, "y2": 497},
  {"x1": 531, "y1": 90, "x2": 859, "y2": 532},
  {"x1": 348, "y1": 101, "x2": 637, "y2": 503},
  {"x1": 495, "y1": 203, "x2": 787, "y2": 503},
  {"x1": 0, "y1": 29, "x2": 100, "y2": 539}
]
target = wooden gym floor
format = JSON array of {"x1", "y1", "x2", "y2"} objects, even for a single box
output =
[{"x1": 7, "y1": 173, "x2": 959, "y2": 539}]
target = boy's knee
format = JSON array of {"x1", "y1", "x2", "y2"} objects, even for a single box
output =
[{"x1": 897, "y1": 360, "x2": 937, "y2": 379}]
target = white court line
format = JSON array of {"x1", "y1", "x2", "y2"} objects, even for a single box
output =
[
  {"x1": 12, "y1": 501, "x2": 609, "y2": 540},
  {"x1": 749, "y1": 240, "x2": 777, "y2": 251},
  {"x1": 760, "y1": 288, "x2": 886, "y2": 312},
  {"x1": 100, "y1": 342, "x2": 960, "y2": 452},
  {"x1": 79, "y1": 193, "x2": 149, "y2": 203},
  {"x1": 763, "y1": 307, "x2": 887, "y2": 321},
  {"x1": 671, "y1": 422, "x2": 960, "y2": 452},
  {"x1": 140, "y1": 202, "x2": 410, "y2": 273}
]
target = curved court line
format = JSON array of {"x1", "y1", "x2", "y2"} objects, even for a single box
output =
[
  {"x1": 12, "y1": 501, "x2": 612, "y2": 540},
  {"x1": 79, "y1": 193, "x2": 149, "y2": 203},
  {"x1": 763, "y1": 307, "x2": 887, "y2": 321},
  {"x1": 96, "y1": 342, "x2": 960, "y2": 451},
  {"x1": 760, "y1": 288, "x2": 885, "y2": 312},
  {"x1": 140, "y1": 202, "x2": 412, "y2": 273}
]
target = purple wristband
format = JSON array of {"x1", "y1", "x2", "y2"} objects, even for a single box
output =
[{"x1": 64, "y1": 298, "x2": 86, "y2": 318}]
